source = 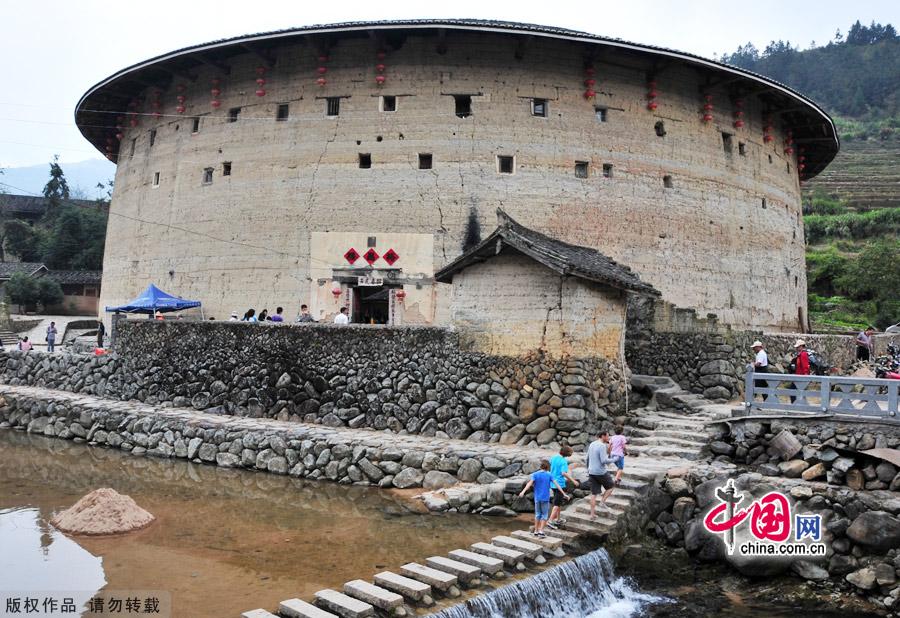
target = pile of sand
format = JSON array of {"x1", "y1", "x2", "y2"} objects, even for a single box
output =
[{"x1": 50, "y1": 488, "x2": 155, "y2": 535}]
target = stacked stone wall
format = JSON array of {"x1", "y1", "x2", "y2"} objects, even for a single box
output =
[{"x1": 0, "y1": 321, "x2": 628, "y2": 449}]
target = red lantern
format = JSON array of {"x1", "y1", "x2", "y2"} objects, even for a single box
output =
[
  {"x1": 331, "y1": 287, "x2": 342, "y2": 298},
  {"x1": 211, "y1": 88, "x2": 221, "y2": 97},
  {"x1": 177, "y1": 95, "x2": 186, "y2": 104},
  {"x1": 584, "y1": 78, "x2": 596, "y2": 87},
  {"x1": 211, "y1": 99, "x2": 221, "y2": 108},
  {"x1": 375, "y1": 75, "x2": 386, "y2": 85},
  {"x1": 734, "y1": 120, "x2": 745, "y2": 128},
  {"x1": 176, "y1": 105, "x2": 186, "y2": 114},
  {"x1": 584, "y1": 89, "x2": 596, "y2": 99},
  {"x1": 316, "y1": 77, "x2": 327, "y2": 87},
  {"x1": 255, "y1": 88, "x2": 266, "y2": 97},
  {"x1": 799, "y1": 163, "x2": 806, "y2": 171},
  {"x1": 647, "y1": 101, "x2": 658, "y2": 111},
  {"x1": 784, "y1": 147, "x2": 794, "y2": 155},
  {"x1": 396, "y1": 289, "x2": 406, "y2": 301},
  {"x1": 256, "y1": 77, "x2": 266, "y2": 86},
  {"x1": 317, "y1": 66, "x2": 327, "y2": 75},
  {"x1": 375, "y1": 63, "x2": 386, "y2": 73},
  {"x1": 703, "y1": 113, "x2": 713, "y2": 122}
]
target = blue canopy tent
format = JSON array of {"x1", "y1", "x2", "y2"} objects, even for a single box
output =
[{"x1": 105, "y1": 284, "x2": 201, "y2": 316}]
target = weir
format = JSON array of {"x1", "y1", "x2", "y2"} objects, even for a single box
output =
[{"x1": 428, "y1": 549, "x2": 666, "y2": 618}]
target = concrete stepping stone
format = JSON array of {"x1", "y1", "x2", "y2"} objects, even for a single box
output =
[
  {"x1": 342, "y1": 580, "x2": 404, "y2": 612},
  {"x1": 425, "y1": 556, "x2": 481, "y2": 583},
  {"x1": 313, "y1": 589, "x2": 375, "y2": 618},
  {"x1": 491, "y1": 535, "x2": 543, "y2": 559},
  {"x1": 241, "y1": 610, "x2": 279, "y2": 618},
  {"x1": 447, "y1": 549, "x2": 504, "y2": 575},
  {"x1": 470, "y1": 542, "x2": 525, "y2": 567},
  {"x1": 400, "y1": 563, "x2": 458, "y2": 591},
  {"x1": 279, "y1": 598, "x2": 338, "y2": 618},
  {"x1": 511, "y1": 530, "x2": 564, "y2": 551},
  {"x1": 542, "y1": 528, "x2": 580, "y2": 542},
  {"x1": 373, "y1": 572, "x2": 432, "y2": 604}
]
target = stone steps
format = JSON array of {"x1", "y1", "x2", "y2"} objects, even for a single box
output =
[
  {"x1": 279, "y1": 599, "x2": 338, "y2": 618},
  {"x1": 511, "y1": 530, "x2": 564, "y2": 551},
  {"x1": 373, "y1": 572, "x2": 433, "y2": 604},
  {"x1": 630, "y1": 435, "x2": 710, "y2": 448},
  {"x1": 400, "y1": 563, "x2": 459, "y2": 593},
  {"x1": 425, "y1": 556, "x2": 481, "y2": 584},
  {"x1": 242, "y1": 610, "x2": 280, "y2": 618},
  {"x1": 313, "y1": 590, "x2": 374, "y2": 618},
  {"x1": 491, "y1": 535, "x2": 544, "y2": 560},
  {"x1": 447, "y1": 549, "x2": 505, "y2": 576},
  {"x1": 342, "y1": 580, "x2": 404, "y2": 612},
  {"x1": 470, "y1": 542, "x2": 527, "y2": 568}
]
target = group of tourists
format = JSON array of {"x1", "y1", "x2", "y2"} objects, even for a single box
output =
[
  {"x1": 231, "y1": 305, "x2": 352, "y2": 325},
  {"x1": 16, "y1": 321, "x2": 58, "y2": 353},
  {"x1": 519, "y1": 428, "x2": 628, "y2": 537}
]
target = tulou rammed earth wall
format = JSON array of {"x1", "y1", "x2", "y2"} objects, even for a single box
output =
[{"x1": 0, "y1": 321, "x2": 628, "y2": 449}]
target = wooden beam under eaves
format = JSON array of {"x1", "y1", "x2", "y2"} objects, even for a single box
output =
[
  {"x1": 192, "y1": 53, "x2": 231, "y2": 75},
  {"x1": 241, "y1": 43, "x2": 276, "y2": 68}
]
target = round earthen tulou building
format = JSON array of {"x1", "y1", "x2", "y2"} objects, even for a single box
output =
[{"x1": 76, "y1": 19, "x2": 838, "y2": 332}]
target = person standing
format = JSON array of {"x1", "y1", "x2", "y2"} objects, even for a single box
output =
[
  {"x1": 751, "y1": 340, "x2": 769, "y2": 401},
  {"x1": 856, "y1": 327, "x2": 875, "y2": 362},
  {"x1": 271, "y1": 307, "x2": 285, "y2": 322},
  {"x1": 547, "y1": 445, "x2": 579, "y2": 529},
  {"x1": 609, "y1": 427, "x2": 628, "y2": 485},
  {"x1": 96, "y1": 321, "x2": 105, "y2": 348},
  {"x1": 334, "y1": 307, "x2": 350, "y2": 325},
  {"x1": 518, "y1": 459, "x2": 566, "y2": 538},
  {"x1": 790, "y1": 339, "x2": 810, "y2": 404},
  {"x1": 46, "y1": 322, "x2": 58, "y2": 353},
  {"x1": 586, "y1": 430, "x2": 620, "y2": 520},
  {"x1": 296, "y1": 304, "x2": 315, "y2": 323}
]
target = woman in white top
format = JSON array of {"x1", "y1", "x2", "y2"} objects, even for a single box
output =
[{"x1": 751, "y1": 340, "x2": 769, "y2": 401}]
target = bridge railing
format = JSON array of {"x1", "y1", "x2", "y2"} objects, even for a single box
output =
[{"x1": 744, "y1": 369, "x2": 899, "y2": 420}]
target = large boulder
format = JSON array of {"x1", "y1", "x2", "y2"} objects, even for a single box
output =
[
  {"x1": 392, "y1": 467, "x2": 425, "y2": 489},
  {"x1": 846, "y1": 511, "x2": 900, "y2": 551},
  {"x1": 423, "y1": 471, "x2": 458, "y2": 490}
]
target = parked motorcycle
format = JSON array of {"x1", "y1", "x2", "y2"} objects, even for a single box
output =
[{"x1": 874, "y1": 343, "x2": 900, "y2": 380}]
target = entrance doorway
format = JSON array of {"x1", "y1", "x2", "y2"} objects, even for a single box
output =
[{"x1": 352, "y1": 285, "x2": 392, "y2": 324}]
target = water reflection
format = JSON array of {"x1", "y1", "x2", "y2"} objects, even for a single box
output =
[
  {"x1": 0, "y1": 429, "x2": 514, "y2": 617},
  {"x1": 0, "y1": 506, "x2": 106, "y2": 613}
]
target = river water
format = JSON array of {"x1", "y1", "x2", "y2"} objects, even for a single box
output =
[{"x1": 0, "y1": 430, "x2": 879, "y2": 618}]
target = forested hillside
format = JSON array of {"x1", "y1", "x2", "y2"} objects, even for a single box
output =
[{"x1": 721, "y1": 20, "x2": 899, "y2": 331}]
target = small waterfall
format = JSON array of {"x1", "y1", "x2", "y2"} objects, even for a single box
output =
[{"x1": 429, "y1": 549, "x2": 667, "y2": 618}]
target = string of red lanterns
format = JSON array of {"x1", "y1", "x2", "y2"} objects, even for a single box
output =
[
  {"x1": 255, "y1": 66, "x2": 267, "y2": 97},
  {"x1": 784, "y1": 129, "x2": 794, "y2": 156},
  {"x1": 316, "y1": 54, "x2": 328, "y2": 87},
  {"x1": 583, "y1": 65, "x2": 596, "y2": 100},
  {"x1": 210, "y1": 78, "x2": 222, "y2": 109},
  {"x1": 646, "y1": 80, "x2": 658, "y2": 111},
  {"x1": 798, "y1": 147, "x2": 806, "y2": 173},
  {"x1": 763, "y1": 115, "x2": 775, "y2": 143},
  {"x1": 375, "y1": 50, "x2": 387, "y2": 86},
  {"x1": 175, "y1": 83, "x2": 187, "y2": 114},
  {"x1": 702, "y1": 93, "x2": 713, "y2": 123},
  {"x1": 733, "y1": 98, "x2": 744, "y2": 129}
]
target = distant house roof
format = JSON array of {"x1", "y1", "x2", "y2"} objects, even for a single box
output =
[
  {"x1": 0, "y1": 262, "x2": 48, "y2": 281},
  {"x1": 50, "y1": 270, "x2": 103, "y2": 285},
  {"x1": 0, "y1": 194, "x2": 106, "y2": 219},
  {"x1": 435, "y1": 210, "x2": 659, "y2": 296}
]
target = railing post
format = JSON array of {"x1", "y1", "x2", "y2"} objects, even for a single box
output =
[
  {"x1": 820, "y1": 376, "x2": 831, "y2": 413},
  {"x1": 744, "y1": 367, "x2": 754, "y2": 413},
  {"x1": 889, "y1": 380, "x2": 898, "y2": 419}
]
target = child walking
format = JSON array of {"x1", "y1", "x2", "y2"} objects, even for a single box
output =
[
  {"x1": 610, "y1": 426, "x2": 628, "y2": 485},
  {"x1": 518, "y1": 459, "x2": 567, "y2": 538}
]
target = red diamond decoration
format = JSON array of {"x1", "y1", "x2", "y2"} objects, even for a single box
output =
[
  {"x1": 363, "y1": 248, "x2": 380, "y2": 265},
  {"x1": 383, "y1": 248, "x2": 400, "y2": 266},
  {"x1": 344, "y1": 248, "x2": 360, "y2": 264}
]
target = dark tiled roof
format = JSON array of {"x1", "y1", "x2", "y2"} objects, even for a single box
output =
[
  {"x1": 0, "y1": 262, "x2": 47, "y2": 280},
  {"x1": 0, "y1": 194, "x2": 100, "y2": 216},
  {"x1": 50, "y1": 270, "x2": 103, "y2": 285},
  {"x1": 435, "y1": 209, "x2": 659, "y2": 295}
]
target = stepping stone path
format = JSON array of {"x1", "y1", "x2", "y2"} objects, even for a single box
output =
[{"x1": 0, "y1": 377, "x2": 723, "y2": 618}]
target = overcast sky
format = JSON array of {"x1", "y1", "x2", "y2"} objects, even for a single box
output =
[{"x1": 1, "y1": 0, "x2": 896, "y2": 170}]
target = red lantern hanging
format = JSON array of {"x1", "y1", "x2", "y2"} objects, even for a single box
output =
[
  {"x1": 702, "y1": 93, "x2": 713, "y2": 122},
  {"x1": 375, "y1": 74, "x2": 386, "y2": 85},
  {"x1": 176, "y1": 95, "x2": 186, "y2": 104},
  {"x1": 584, "y1": 89, "x2": 596, "y2": 99},
  {"x1": 584, "y1": 78, "x2": 596, "y2": 87},
  {"x1": 176, "y1": 105, "x2": 186, "y2": 114},
  {"x1": 211, "y1": 99, "x2": 221, "y2": 109},
  {"x1": 375, "y1": 63, "x2": 386, "y2": 73},
  {"x1": 316, "y1": 77, "x2": 327, "y2": 87},
  {"x1": 211, "y1": 88, "x2": 221, "y2": 97},
  {"x1": 584, "y1": 65, "x2": 597, "y2": 100},
  {"x1": 256, "y1": 78, "x2": 266, "y2": 86},
  {"x1": 646, "y1": 80, "x2": 658, "y2": 111},
  {"x1": 255, "y1": 88, "x2": 266, "y2": 97},
  {"x1": 317, "y1": 66, "x2": 327, "y2": 75},
  {"x1": 396, "y1": 289, "x2": 406, "y2": 301}
]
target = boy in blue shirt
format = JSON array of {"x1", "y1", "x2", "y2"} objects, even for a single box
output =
[
  {"x1": 547, "y1": 445, "x2": 580, "y2": 529},
  {"x1": 518, "y1": 459, "x2": 567, "y2": 538}
]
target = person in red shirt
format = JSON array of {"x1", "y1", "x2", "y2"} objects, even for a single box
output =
[{"x1": 791, "y1": 339, "x2": 810, "y2": 403}]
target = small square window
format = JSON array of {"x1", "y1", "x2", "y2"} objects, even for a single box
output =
[
  {"x1": 738, "y1": 142, "x2": 747, "y2": 156},
  {"x1": 663, "y1": 175, "x2": 673, "y2": 188},
  {"x1": 367, "y1": 236, "x2": 377, "y2": 248},
  {"x1": 454, "y1": 95, "x2": 472, "y2": 118},
  {"x1": 223, "y1": 161, "x2": 232, "y2": 177},
  {"x1": 532, "y1": 98, "x2": 548, "y2": 117},
  {"x1": 497, "y1": 155, "x2": 514, "y2": 174},
  {"x1": 202, "y1": 168, "x2": 213, "y2": 184},
  {"x1": 575, "y1": 161, "x2": 589, "y2": 179},
  {"x1": 595, "y1": 107, "x2": 608, "y2": 122},
  {"x1": 722, "y1": 132, "x2": 733, "y2": 153},
  {"x1": 768, "y1": 154, "x2": 773, "y2": 164},
  {"x1": 326, "y1": 97, "x2": 340, "y2": 117},
  {"x1": 602, "y1": 163, "x2": 613, "y2": 178},
  {"x1": 228, "y1": 107, "x2": 241, "y2": 123},
  {"x1": 192, "y1": 117, "x2": 200, "y2": 133},
  {"x1": 149, "y1": 129, "x2": 156, "y2": 147},
  {"x1": 276, "y1": 104, "x2": 289, "y2": 121},
  {"x1": 359, "y1": 153, "x2": 371, "y2": 169},
  {"x1": 152, "y1": 172, "x2": 160, "y2": 187},
  {"x1": 381, "y1": 96, "x2": 397, "y2": 112},
  {"x1": 418, "y1": 153, "x2": 433, "y2": 170},
  {"x1": 655, "y1": 121, "x2": 666, "y2": 137},
  {"x1": 761, "y1": 198, "x2": 767, "y2": 209},
  {"x1": 787, "y1": 162, "x2": 791, "y2": 173}
]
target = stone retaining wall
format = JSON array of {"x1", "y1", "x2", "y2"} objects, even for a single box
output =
[
  {"x1": 0, "y1": 321, "x2": 628, "y2": 450},
  {"x1": 0, "y1": 385, "x2": 552, "y2": 512},
  {"x1": 626, "y1": 298, "x2": 900, "y2": 400}
]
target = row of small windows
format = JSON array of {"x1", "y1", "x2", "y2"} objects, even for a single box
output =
[{"x1": 155, "y1": 158, "x2": 686, "y2": 188}]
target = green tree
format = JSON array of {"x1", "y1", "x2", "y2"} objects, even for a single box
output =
[
  {"x1": 36, "y1": 277, "x2": 64, "y2": 308},
  {"x1": 4, "y1": 219, "x2": 45, "y2": 262},
  {"x1": 41, "y1": 207, "x2": 84, "y2": 269},
  {"x1": 837, "y1": 239, "x2": 900, "y2": 328},
  {"x1": 42, "y1": 155, "x2": 70, "y2": 206},
  {"x1": 5, "y1": 272, "x2": 39, "y2": 310}
]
